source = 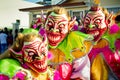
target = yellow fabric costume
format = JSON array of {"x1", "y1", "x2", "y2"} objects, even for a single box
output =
[
  {"x1": 89, "y1": 38, "x2": 117, "y2": 80},
  {"x1": 49, "y1": 31, "x2": 93, "y2": 65}
]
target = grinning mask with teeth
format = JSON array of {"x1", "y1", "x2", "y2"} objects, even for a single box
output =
[
  {"x1": 22, "y1": 37, "x2": 48, "y2": 73},
  {"x1": 45, "y1": 12, "x2": 69, "y2": 48},
  {"x1": 10, "y1": 30, "x2": 48, "y2": 73},
  {"x1": 83, "y1": 7, "x2": 107, "y2": 42}
]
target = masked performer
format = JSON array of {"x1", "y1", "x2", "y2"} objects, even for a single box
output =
[
  {"x1": 81, "y1": 0, "x2": 119, "y2": 79},
  {"x1": 103, "y1": 13, "x2": 120, "y2": 79},
  {"x1": 44, "y1": 6, "x2": 93, "y2": 80},
  {"x1": 0, "y1": 7, "x2": 93, "y2": 80},
  {"x1": 0, "y1": 29, "x2": 53, "y2": 80}
]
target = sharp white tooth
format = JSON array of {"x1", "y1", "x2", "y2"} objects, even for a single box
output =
[
  {"x1": 37, "y1": 65, "x2": 39, "y2": 68},
  {"x1": 43, "y1": 64, "x2": 45, "y2": 68},
  {"x1": 39, "y1": 65, "x2": 41, "y2": 68},
  {"x1": 56, "y1": 37, "x2": 58, "y2": 41},
  {"x1": 41, "y1": 65, "x2": 43, "y2": 68},
  {"x1": 43, "y1": 64, "x2": 44, "y2": 68},
  {"x1": 96, "y1": 32, "x2": 97, "y2": 35},
  {"x1": 95, "y1": 33, "x2": 97, "y2": 36},
  {"x1": 56, "y1": 37, "x2": 59, "y2": 41},
  {"x1": 50, "y1": 36, "x2": 52, "y2": 40},
  {"x1": 54, "y1": 37, "x2": 56, "y2": 41},
  {"x1": 45, "y1": 61, "x2": 47, "y2": 66},
  {"x1": 98, "y1": 32, "x2": 99, "y2": 35},
  {"x1": 55, "y1": 37, "x2": 57, "y2": 41}
]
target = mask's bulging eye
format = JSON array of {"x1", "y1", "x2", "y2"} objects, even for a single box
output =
[
  {"x1": 24, "y1": 51, "x2": 36, "y2": 62},
  {"x1": 94, "y1": 19, "x2": 101, "y2": 24},
  {"x1": 59, "y1": 24, "x2": 65, "y2": 28},
  {"x1": 28, "y1": 52, "x2": 34, "y2": 57},
  {"x1": 85, "y1": 18, "x2": 90, "y2": 24},
  {"x1": 47, "y1": 21, "x2": 53, "y2": 26},
  {"x1": 41, "y1": 52, "x2": 46, "y2": 56},
  {"x1": 29, "y1": 52, "x2": 39, "y2": 60},
  {"x1": 47, "y1": 21, "x2": 54, "y2": 30}
]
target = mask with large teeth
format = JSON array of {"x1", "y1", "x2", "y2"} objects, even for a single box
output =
[
  {"x1": 83, "y1": 7, "x2": 107, "y2": 42},
  {"x1": 22, "y1": 36, "x2": 48, "y2": 73}
]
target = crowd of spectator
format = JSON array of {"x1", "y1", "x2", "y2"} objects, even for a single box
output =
[{"x1": 0, "y1": 27, "x2": 24, "y2": 54}]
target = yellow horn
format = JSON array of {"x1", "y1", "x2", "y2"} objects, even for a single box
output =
[{"x1": 93, "y1": 0, "x2": 100, "y2": 5}]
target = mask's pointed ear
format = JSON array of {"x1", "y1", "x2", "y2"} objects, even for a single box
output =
[
  {"x1": 106, "y1": 12, "x2": 114, "y2": 27},
  {"x1": 80, "y1": 14, "x2": 85, "y2": 26},
  {"x1": 40, "y1": 10, "x2": 46, "y2": 24},
  {"x1": 42, "y1": 34, "x2": 47, "y2": 44},
  {"x1": 68, "y1": 17, "x2": 76, "y2": 31},
  {"x1": 9, "y1": 48, "x2": 24, "y2": 62},
  {"x1": 9, "y1": 48, "x2": 22, "y2": 56}
]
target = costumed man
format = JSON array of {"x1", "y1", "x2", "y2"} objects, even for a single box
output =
[
  {"x1": 103, "y1": 13, "x2": 120, "y2": 79},
  {"x1": 44, "y1": 6, "x2": 93, "y2": 80},
  {"x1": 0, "y1": 29, "x2": 53, "y2": 80},
  {"x1": 81, "y1": 0, "x2": 119, "y2": 79},
  {"x1": 0, "y1": 7, "x2": 93, "y2": 80}
]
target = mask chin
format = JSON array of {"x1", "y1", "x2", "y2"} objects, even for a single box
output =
[{"x1": 49, "y1": 44, "x2": 58, "y2": 48}]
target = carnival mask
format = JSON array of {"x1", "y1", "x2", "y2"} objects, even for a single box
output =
[
  {"x1": 22, "y1": 37, "x2": 48, "y2": 73},
  {"x1": 83, "y1": 9, "x2": 107, "y2": 42},
  {"x1": 45, "y1": 12, "x2": 69, "y2": 48}
]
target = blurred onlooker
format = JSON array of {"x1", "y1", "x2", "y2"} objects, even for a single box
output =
[
  {"x1": 7, "y1": 30, "x2": 13, "y2": 47},
  {"x1": 4, "y1": 27, "x2": 9, "y2": 35},
  {"x1": 19, "y1": 28, "x2": 24, "y2": 33},
  {"x1": 0, "y1": 30, "x2": 8, "y2": 54},
  {"x1": 115, "y1": 14, "x2": 120, "y2": 26},
  {"x1": 14, "y1": 29, "x2": 19, "y2": 40}
]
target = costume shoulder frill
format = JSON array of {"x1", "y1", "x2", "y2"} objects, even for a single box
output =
[
  {"x1": 102, "y1": 27, "x2": 120, "y2": 79},
  {"x1": 103, "y1": 23, "x2": 120, "y2": 51},
  {"x1": 22, "y1": 28, "x2": 39, "y2": 34},
  {"x1": 0, "y1": 58, "x2": 31, "y2": 80},
  {"x1": 57, "y1": 31, "x2": 93, "y2": 62},
  {"x1": 0, "y1": 58, "x2": 53, "y2": 80}
]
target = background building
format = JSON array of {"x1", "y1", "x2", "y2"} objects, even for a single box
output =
[
  {"x1": 19, "y1": 0, "x2": 120, "y2": 27},
  {"x1": 0, "y1": 0, "x2": 41, "y2": 28}
]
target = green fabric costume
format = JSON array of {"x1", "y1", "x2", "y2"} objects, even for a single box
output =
[
  {"x1": 52, "y1": 31, "x2": 93, "y2": 62},
  {"x1": 0, "y1": 58, "x2": 21, "y2": 78}
]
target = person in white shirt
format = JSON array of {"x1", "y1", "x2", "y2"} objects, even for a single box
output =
[{"x1": 0, "y1": 30, "x2": 8, "y2": 54}]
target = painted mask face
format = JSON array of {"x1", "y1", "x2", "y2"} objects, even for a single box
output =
[
  {"x1": 83, "y1": 9, "x2": 107, "y2": 42},
  {"x1": 45, "y1": 12, "x2": 69, "y2": 48},
  {"x1": 22, "y1": 38, "x2": 48, "y2": 73}
]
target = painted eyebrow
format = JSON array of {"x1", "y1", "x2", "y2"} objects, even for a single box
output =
[
  {"x1": 25, "y1": 49, "x2": 36, "y2": 53},
  {"x1": 93, "y1": 15, "x2": 103, "y2": 21},
  {"x1": 23, "y1": 41, "x2": 41, "y2": 50},
  {"x1": 48, "y1": 16, "x2": 54, "y2": 22},
  {"x1": 85, "y1": 16, "x2": 91, "y2": 21},
  {"x1": 48, "y1": 15, "x2": 68, "y2": 23},
  {"x1": 24, "y1": 45, "x2": 42, "y2": 55}
]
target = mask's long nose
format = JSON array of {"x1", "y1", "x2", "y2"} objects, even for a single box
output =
[
  {"x1": 53, "y1": 28, "x2": 59, "y2": 32},
  {"x1": 89, "y1": 23, "x2": 95, "y2": 29}
]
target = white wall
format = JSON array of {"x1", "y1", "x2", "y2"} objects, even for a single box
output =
[
  {"x1": 100, "y1": 0, "x2": 120, "y2": 7},
  {"x1": 0, "y1": 0, "x2": 42, "y2": 28}
]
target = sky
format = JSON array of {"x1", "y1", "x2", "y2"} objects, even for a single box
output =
[
  {"x1": 24, "y1": 0, "x2": 43, "y2": 3},
  {"x1": 0, "y1": 0, "x2": 41, "y2": 28}
]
